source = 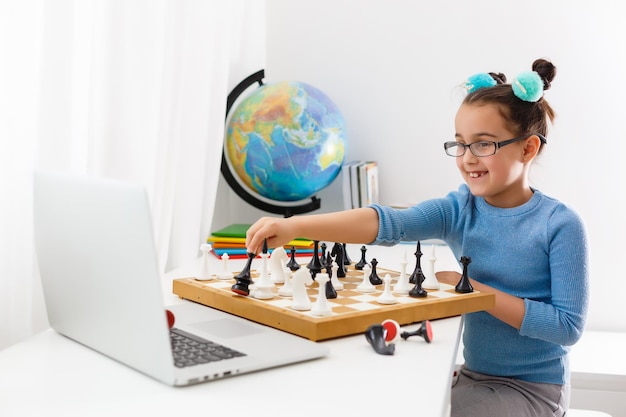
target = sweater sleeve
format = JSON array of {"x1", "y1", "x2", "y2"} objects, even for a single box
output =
[
  {"x1": 369, "y1": 187, "x2": 470, "y2": 245},
  {"x1": 519, "y1": 206, "x2": 590, "y2": 346}
]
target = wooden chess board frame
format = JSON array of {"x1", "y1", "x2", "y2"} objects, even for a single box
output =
[{"x1": 172, "y1": 265, "x2": 495, "y2": 341}]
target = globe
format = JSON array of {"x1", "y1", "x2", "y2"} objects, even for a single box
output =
[{"x1": 224, "y1": 80, "x2": 347, "y2": 203}]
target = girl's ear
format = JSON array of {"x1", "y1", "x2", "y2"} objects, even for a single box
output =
[{"x1": 522, "y1": 135, "x2": 542, "y2": 161}]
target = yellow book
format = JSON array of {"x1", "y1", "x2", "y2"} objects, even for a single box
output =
[{"x1": 207, "y1": 235, "x2": 314, "y2": 248}]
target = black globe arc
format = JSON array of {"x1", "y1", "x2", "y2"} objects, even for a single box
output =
[{"x1": 220, "y1": 69, "x2": 322, "y2": 218}]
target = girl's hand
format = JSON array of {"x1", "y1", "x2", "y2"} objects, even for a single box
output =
[{"x1": 245, "y1": 216, "x2": 298, "y2": 255}]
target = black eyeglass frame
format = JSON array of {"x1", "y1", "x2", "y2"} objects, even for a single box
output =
[{"x1": 443, "y1": 133, "x2": 547, "y2": 157}]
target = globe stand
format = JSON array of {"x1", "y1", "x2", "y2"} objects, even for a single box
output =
[{"x1": 220, "y1": 69, "x2": 322, "y2": 218}]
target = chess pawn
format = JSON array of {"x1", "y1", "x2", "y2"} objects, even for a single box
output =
[
  {"x1": 400, "y1": 320, "x2": 433, "y2": 343},
  {"x1": 330, "y1": 262, "x2": 344, "y2": 291},
  {"x1": 197, "y1": 243, "x2": 213, "y2": 281},
  {"x1": 311, "y1": 273, "x2": 332, "y2": 316},
  {"x1": 421, "y1": 244, "x2": 440, "y2": 290},
  {"x1": 357, "y1": 264, "x2": 376, "y2": 293},
  {"x1": 369, "y1": 258, "x2": 383, "y2": 285},
  {"x1": 455, "y1": 256, "x2": 474, "y2": 293},
  {"x1": 394, "y1": 250, "x2": 411, "y2": 295},
  {"x1": 377, "y1": 274, "x2": 397, "y2": 305},
  {"x1": 252, "y1": 241, "x2": 274, "y2": 300},
  {"x1": 355, "y1": 245, "x2": 367, "y2": 270},
  {"x1": 286, "y1": 246, "x2": 300, "y2": 271},
  {"x1": 216, "y1": 253, "x2": 234, "y2": 280}
]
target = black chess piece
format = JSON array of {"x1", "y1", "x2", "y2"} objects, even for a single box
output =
[
  {"x1": 455, "y1": 256, "x2": 474, "y2": 293},
  {"x1": 369, "y1": 258, "x2": 383, "y2": 285},
  {"x1": 307, "y1": 240, "x2": 323, "y2": 279},
  {"x1": 331, "y1": 242, "x2": 347, "y2": 278},
  {"x1": 342, "y1": 243, "x2": 352, "y2": 266},
  {"x1": 320, "y1": 242, "x2": 328, "y2": 268},
  {"x1": 408, "y1": 241, "x2": 428, "y2": 297},
  {"x1": 408, "y1": 277, "x2": 428, "y2": 298},
  {"x1": 409, "y1": 241, "x2": 426, "y2": 284},
  {"x1": 231, "y1": 251, "x2": 256, "y2": 296},
  {"x1": 400, "y1": 320, "x2": 433, "y2": 343},
  {"x1": 306, "y1": 240, "x2": 318, "y2": 268},
  {"x1": 324, "y1": 263, "x2": 337, "y2": 299},
  {"x1": 286, "y1": 246, "x2": 300, "y2": 271},
  {"x1": 355, "y1": 245, "x2": 367, "y2": 270},
  {"x1": 325, "y1": 252, "x2": 333, "y2": 270},
  {"x1": 365, "y1": 324, "x2": 395, "y2": 355}
]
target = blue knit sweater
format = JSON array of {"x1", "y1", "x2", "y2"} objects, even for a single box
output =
[{"x1": 370, "y1": 184, "x2": 589, "y2": 384}]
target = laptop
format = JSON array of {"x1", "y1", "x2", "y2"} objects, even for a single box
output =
[{"x1": 33, "y1": 169, "x2": 328, "y2": 387}]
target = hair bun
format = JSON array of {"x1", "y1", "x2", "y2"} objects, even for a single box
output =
[{"x1": 532, "y1": 58, "x2": 557, "y2": 91}]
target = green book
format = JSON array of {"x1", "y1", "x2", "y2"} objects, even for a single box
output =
[
  {"x1": 211, "y1": 223, "x2": 250, "y2": 238},
  {"x1": 210, "y1": 223, "x2": 313, "y2": 245}
]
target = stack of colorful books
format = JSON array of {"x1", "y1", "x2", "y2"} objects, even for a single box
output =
[{"x1": 207, "y1": 223, "x2": 315, "y2": 259}]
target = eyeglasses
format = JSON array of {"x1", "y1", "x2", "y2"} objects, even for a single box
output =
[{"x1": 443, "y1": 134, "x2": 547, "y2": 157}]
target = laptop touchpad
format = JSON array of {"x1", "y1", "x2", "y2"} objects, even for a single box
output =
[{"x1": 190, "y1": 318, "x2": 266, "y2": 339}]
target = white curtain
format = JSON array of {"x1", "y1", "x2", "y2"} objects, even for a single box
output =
[{"x1": 0, "y1": 0, "x2": 263, "y2": 350}]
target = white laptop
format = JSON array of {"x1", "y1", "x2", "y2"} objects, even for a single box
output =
[{"x1": 33, "y1": 169, "x2": 328, "y2": 387}]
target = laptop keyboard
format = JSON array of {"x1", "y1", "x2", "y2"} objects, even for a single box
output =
[{"x1": 170, "y1": 328, "x2": 246, "y2": 368}]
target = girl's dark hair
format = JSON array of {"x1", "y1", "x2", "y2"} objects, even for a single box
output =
[{"x1": 464, "y1": 59, "x2": 557, "y2": 153}]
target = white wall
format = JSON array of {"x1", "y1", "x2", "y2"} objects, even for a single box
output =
[{"x1": 245, "y1": 0, "x2": 625, "y2": 333}]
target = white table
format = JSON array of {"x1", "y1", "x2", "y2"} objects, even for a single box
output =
[{"x1": 0, "y1": 243, "x2": 464, "y2": 417}]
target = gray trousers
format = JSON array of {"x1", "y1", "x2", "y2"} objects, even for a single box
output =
[{"x1": 451, "y1": 367, "x2": 570, "y2": 417}]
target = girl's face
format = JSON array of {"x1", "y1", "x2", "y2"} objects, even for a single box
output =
[{"x1": 454, "y1": 103, "x2": 534, "y2": 208}]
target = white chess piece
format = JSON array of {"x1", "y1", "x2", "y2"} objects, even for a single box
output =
[
  {"x1": 377, "y1": 274, "x2": 398, "y2": 304},
  {"x1": 252, "y1": 249, "x2": 274, "y2": 299},
  {"x1": 357, "y1": 264, "x2": 376, "y2": 293},
  {"x1": 422, "y1": 244, "x2": 440, "y2": 290},
  {"x1": 311, "y1": 273, "x2": 332, "y2": 316},
  {"x1": 197, "y1": 243, "x2": 213, "y2": 281},
  {"x1": 291, "y1": 268, "x2": 314, "y2": 310},
  {"x1": 278, "y1": 266, "x2": 293, "y2": 297},
  {"x1": 329, "y1": 263, "x2": 343, "y2": 291},
  {"x1": 394, "y1": 249, "x2": 410, "y2": 295},
  {"x1": 269, "y1": 246, "x2": 288, "y2": 284},
  {"x1": 216, "y1": 253, "x2": 234, "y2": 280}
]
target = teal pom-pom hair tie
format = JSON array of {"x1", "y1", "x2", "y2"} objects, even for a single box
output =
[
  {"x1": 465, "y1": 73, "x2": 497, "y2": 93},
  {"x1": 512, "y1": 71, "x2": 544, "y2": 102}
]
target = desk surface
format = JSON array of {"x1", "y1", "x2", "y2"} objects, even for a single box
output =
[{"x1": 0, "y1": 243, "x2": 464, "y2": 417}]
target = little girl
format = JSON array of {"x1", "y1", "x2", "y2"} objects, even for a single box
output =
[{"x1": 245, "y1": 58, "x2": 589, "y2": 416}]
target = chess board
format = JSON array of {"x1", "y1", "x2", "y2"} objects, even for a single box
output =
[{"x1": 172, "y1": 262, "x2": 495, "y2": 341}]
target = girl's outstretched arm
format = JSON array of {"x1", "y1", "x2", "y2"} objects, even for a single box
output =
[{"x1": 246, "y1": 207, "x2": 380, "y2": 255}]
